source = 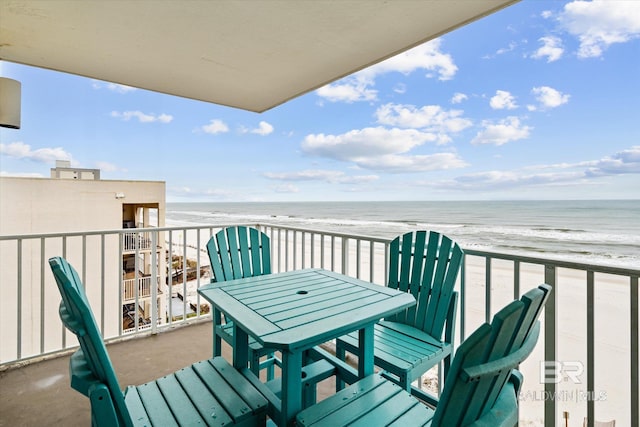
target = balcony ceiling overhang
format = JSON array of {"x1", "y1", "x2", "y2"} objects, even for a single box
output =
[{"x1": 0, "y1": 0, "x2": 517, "y2": 113}]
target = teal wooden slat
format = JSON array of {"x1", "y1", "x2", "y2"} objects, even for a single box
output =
[
  {"x1": 226, "y1": 227, "x2": 243, "y2": 279},
  {"x1": 261, "y1": 233, "x2": 271, "y2": 274},
  {"x1": 414, "y1": 232, "x2": 439, "y2": 329},
  {"x1": 210, "y1": 357, "x2": 268, "y2": 413},
  {"x1": 422, "y1": 236, "x2": 452, "y2": 333},
  {"x1": 215, "y1": 229, "x2": 234, "y2": 280},
  {"x1": 173, "y1": 367, "x2": 234, "y2": 427},
  {"x1": 388, "y1": 237, "x2": 400, "y2": 291},
  {"x1": 206, "y1": 237, "x2": 225, "y2": 283},
  {"x1": 246, "y1": 228, "x2": 265, "y2": 276},
  {"x1": 237, "y1": 226, "x2": 252, "y2": 277},
  {"x1": 429, "y1": 245, "x2": 463, "y2": 337},
  {"x1": 406, "y1": 230, "x2": 427, "y2": 323},
  {"x1": 123, "y1": 387, "x2": 152, "y2": 426},
  {"x1": 136, "y1": 381, "x2": 179, "y2": 426},
  {"x1": 155, "y1": 374, "x2": 207, "y2": 426},
  {"x1": 387, "y1": 402, "x2": 435, "y2": 426},
  {"x1": 399, "y1": 233, "x2": 413, "y2": 295},
  {"x1": 348, "y1": 386, "x2": 423, "y2": 427},
  {"x1": 192, "y1": 360, "x2": 253, "y2": 422}
]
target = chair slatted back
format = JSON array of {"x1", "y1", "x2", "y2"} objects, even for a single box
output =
[
  {"x1": 49, "y1": 256, "x2": 131, "y2": 426},
  {"x1": 387, "y1": 231, "x2": 463, "y2": 338},
  {"x1": 207, "y1": 226, "x2": 271, "y2": 282},
  {"x1": 432, "y1": 284, "x2": 551, "y2": 426}
]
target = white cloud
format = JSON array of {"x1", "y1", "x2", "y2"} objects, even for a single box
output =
[
  {"x1": 586, "y1": 145, "x2": 640, "y2": 176},
  {"x1": 264, "y1": 169, "x2": 378, "y2": 184},
  {"x1": 92, "y1": 80, "x2": 137, "y2": 93},
  {"x1": 95, "y1": 161, "x2": 124, "y2": 172},
  {"x1": 471, "y1": 117, "x2": 532, "y2": 146},
  {"x1": 451, "y1": 93, "x2": 468, "y2": 104},
  {"x1": 301, "y1": 127, "x2": 467, "y2": 173},
  {"x1": 0, "y1": 141, "x2": 72, "y2": 163},
  {"x1": 532, "y1": 86, "x2": 570, "y2": 109},
  {"x1": 428, "y1": 146, "x2": 640, "y2": 191},
  {"x1": 302, "y1": 127, "x2": 435, "y2": 160},
  {"x1": 316, "y1": 39, "x2": 457, "y2": 103},
  {"x1": 273, "y1": 184, "x2": 300, "y2": 193},
  {"x1": 111, "y1": 111, "x2": 173, "y2": 123},
  {"x1": 251, "y1": 121, "x2": 274, "y2": 136},
  {"x1": 531, "y1": 36, "x2": 564, "y2": 62},
  {"x1": 315, "y1": 78, "x2": 378, "y2": 103},
  {"x1": 490, "y1": 90, "x2": 518, "y2": 110},
  {"x1": 560, "y1": 0, "x2": 640, "y2": 58},
  {"x1": 375, "y1": 103, "x2": 472, "y2": 142},
  {"x1": 201, "y1": 119, "x2": 229, "y2": 134}
]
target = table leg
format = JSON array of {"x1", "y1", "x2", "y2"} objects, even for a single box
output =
[
  {"x1": 281, "y1": 350, "x2": 302, "y2": 427},
  {"x1": 359, "y1": 325, "x2": 374, "y2": 377},
  {"x1": 233, "y1": 324, "x2": 249, "y2": 370}
]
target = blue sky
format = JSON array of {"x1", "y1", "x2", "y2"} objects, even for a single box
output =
[{"x1": 1, "y1": 0, "x2": 639, "y2": 202}]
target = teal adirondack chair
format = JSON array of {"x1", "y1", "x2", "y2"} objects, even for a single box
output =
[
  {"x1": 297, "y1": 284, "x2": 552, "y2": 427},
  {"x1": 206, "y1": 226, "x2": 279, "y2": 379},
  {"x1": 336, "y1": 230, "x2": 463, "y2": 401},
  {"x1": 49, "y1": 256, "x2": 268, "y2": 427}
]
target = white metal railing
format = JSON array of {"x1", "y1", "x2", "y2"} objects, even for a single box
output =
[
  {"x1": 122, "y1": 276, "x2": 161, "y2": 302},
  {"x1": 123, "y1": 231, "x2": 153, "y2": 252},
  {"x1": 0, "y1": 223, "x2": 637, "y2": 427}
]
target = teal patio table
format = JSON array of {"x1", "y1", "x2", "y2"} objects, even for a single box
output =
[{"x1": 198, "y1": 268, "x2": 416, "y2": 427}]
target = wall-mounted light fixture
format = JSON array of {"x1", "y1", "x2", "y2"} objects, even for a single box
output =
[
  {"x1": 115, "y1": 192, "x2": 126, "y2": 199},
  {"x1": 0, "y1": 77, "x2": 21, "y2": 129}
]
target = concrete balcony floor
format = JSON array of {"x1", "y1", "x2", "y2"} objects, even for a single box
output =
[{"x1": 0, "y1": 321, "x2": 337, "y2": 426}]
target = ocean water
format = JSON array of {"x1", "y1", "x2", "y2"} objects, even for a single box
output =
[{"x1": 165, "y1": 200, "x2": 640, "y2": 268}]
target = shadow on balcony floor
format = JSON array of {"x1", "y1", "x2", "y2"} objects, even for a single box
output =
[{"x1": 0, "y1": 321, "x2": 337, "y2": 426}]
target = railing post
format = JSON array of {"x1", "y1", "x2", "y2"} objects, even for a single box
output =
[
  {"x1": 341, "y1": 237, "x2": 349, "y2": 275},
  {"x1": 631, "y1": 275, "x2": 639, "y2": 427},
  {"x1": 151, "y1": 231, "x2": 158, "y2": 334},
  {"x1": 544, "y1": 264, "x2": 558, "y2": 426}
]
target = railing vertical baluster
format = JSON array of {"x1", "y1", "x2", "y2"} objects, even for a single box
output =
[
  {"x1": 118, "y1": 231, "x2": 124, "y2": 336},
  {"x1": 302, "y1": 232, "x2": 306, "y2": 268},
  {"x1": 182, "y1": 229, "x2": 187, "y2": 323},
  {"x1": 17, "y1": 238, "x2": 22, "y2": 360},
  {"x1": 369, "y1": 241, "x2": 374, "y2": 283},
  {"x1": 320, "y1": 234, "x2": 325, "y2": 270},
  {"x1": 311, "y1": 233, "x2": 315, "y2": 268},
  {"x1": 40, "y1": 238, "x2": 45, "y2": 354},
  {"x1": 292, "y1": 230, "x2": 297, "y2": 270},
  {"x1": 101, "y1": 235, "x2": 105, "y2": 335},
  {"x1": 151, "y1": 231, "x2": 158, "y2": 334},
  {"x1": 631, "y1": 275, "x2": 639, "y2": 427},
  {"x1": 460, "y1": 256, "x2": 466, "y2": 341},
  {"x1": 62, "y1": 236, "x2": 67, "y2": 346},
  {"x1": 285, "y1": 229, "x2": 290, "y2": 272},
  {"x1": 485, "y1": 257, "x2": 491, "y2": 323},
  {"x1": 341, "y1": 237, "x2": 349, "y2": 275},
  {"x1": 356, "y1": 239, "x2": 361, "y2": 279},
  {"x1": 331, "y1": 236, "x2": 335, "y2": 272},
  {"x1": 514, "y1": 260, "x2": 520, "y2": 299},
  {"x1": 196, "y1": 230, "x2": 201, "y2": 319},
  {"x1": 587, "y1": 270, "x2": 595, "y2": 427},
  {"x1": 168, "y1": 230, "x2": 173, "y2": 325},
  {"x1": 544, "y1": 264, "x2": 558, "y2": 427}
]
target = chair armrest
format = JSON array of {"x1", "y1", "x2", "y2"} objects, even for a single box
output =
[{"x1": 461, "y1": 322, "x2": 540, "y2": 383}]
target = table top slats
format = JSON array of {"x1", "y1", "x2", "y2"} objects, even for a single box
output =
[{"x1": 198, "y1": 269, "x2": 416, "y2": 352}]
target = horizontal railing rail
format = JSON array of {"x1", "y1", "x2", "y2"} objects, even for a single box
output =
[{"x1": 0, "y1": 223, "x2": 637, "y2": 426}]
